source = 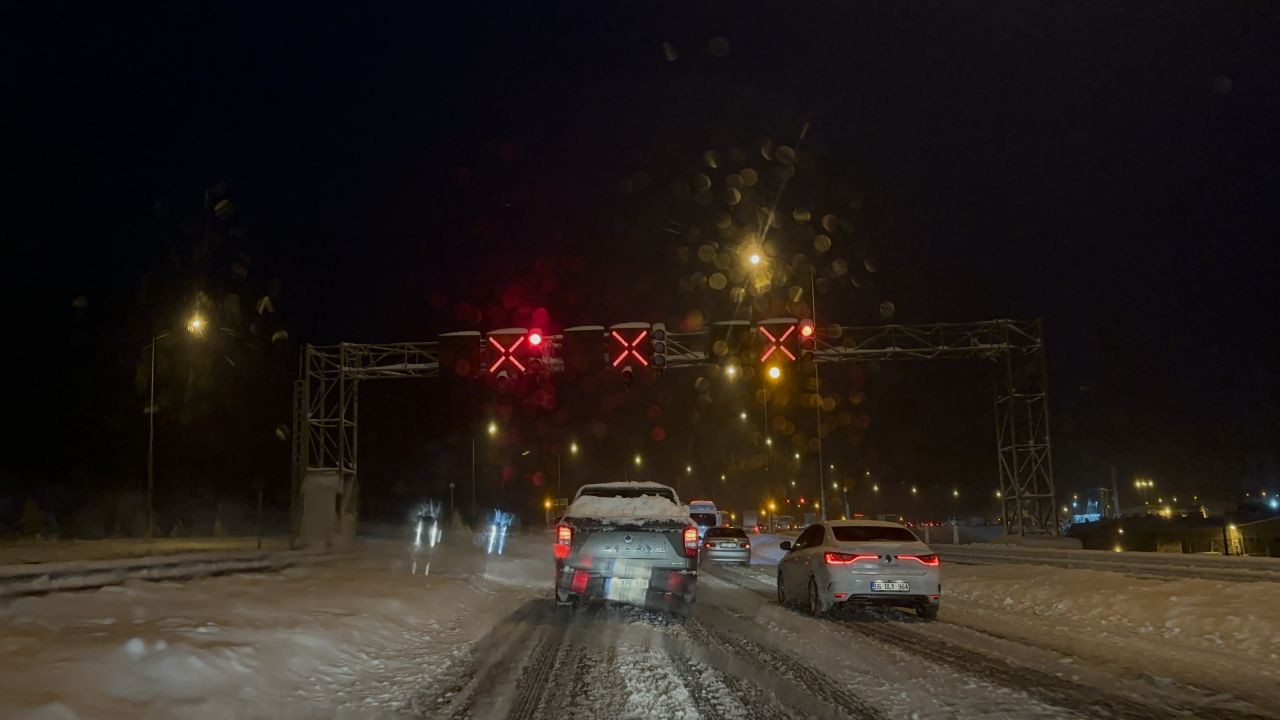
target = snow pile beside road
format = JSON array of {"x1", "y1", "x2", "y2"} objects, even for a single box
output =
[
  {"x1": 0, "y1": 539, "x2": 547, "y2": 719},
  {"x1": 944, "y1": 564, "x2": 1280, "y2": 660},
  {"x1": 565, "y1": 495, "x2": 690, "y2": 522}
]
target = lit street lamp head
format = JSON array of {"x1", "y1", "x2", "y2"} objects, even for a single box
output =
[
  {"x1": 767, "y1": 366, "x2": 781, "y2": 380},
  {"x1": 749, "y1": 253, "x2": 761, "y2": 265},
  {"x1": 186, "y1": 314, "x2": 206, "y2": 335}
]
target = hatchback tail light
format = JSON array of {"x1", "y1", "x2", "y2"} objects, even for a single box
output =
[
  {"x1": 683, "y1": 526, "x2": 699, "y2": 557},
  {"x1": 898, "y1": 553, "x2": 940, "y2": 566},
  {"x1": 824, "y1": 552, "x2": 878, "y2": 565},
  {"x1": 554, "y1": 523, "x2": 572, "y2": 559}
]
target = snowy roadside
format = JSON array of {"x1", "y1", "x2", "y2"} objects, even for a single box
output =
[
  {"x1": 0, "y1": 537, "x2": 293, "y2": 565},
  {"x1": 729, "y1": 538, "x2": 1280, "y2": 708},
  {"x1": 0, "y1": 549, "x2": 315, "y2": 600},
  {"x1": 0, "y1": 536, "x2": 548, "y2": 720}
]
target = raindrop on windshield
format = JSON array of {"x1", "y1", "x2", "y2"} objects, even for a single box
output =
[
  {"x1": 775, "y1": 145, "x2": 796, "y2": 165},
  {"x1": 821, "y1": 214, "x2": 839, "y2": 232},
  {"x1": 814, "y1": 234, "x2": 832, "y2": 253}
]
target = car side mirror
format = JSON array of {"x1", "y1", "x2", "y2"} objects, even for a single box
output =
[{"x1": 779, "y1": 541, "x2": 792, "y2": 551}]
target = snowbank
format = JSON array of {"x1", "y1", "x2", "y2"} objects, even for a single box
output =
[
  {"x1": 944, "y1": 564, "x2": 1280, "y2": 661},
  {"x1": 0, "y1": 537, "x2": 549, "y2": 719},
  {"x1": 565, "y1": 495, "x2": 691, "y2": 523}
]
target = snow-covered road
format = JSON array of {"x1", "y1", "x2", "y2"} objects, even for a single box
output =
[{"x1": 3, "y1": 534, "x2": 1278, "y2": 719}]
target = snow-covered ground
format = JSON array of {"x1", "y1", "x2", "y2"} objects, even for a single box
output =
[
  {"x1": 3, "y1": 530, "x2": 1279, "y2": 719},
  {"x1": 0, "y1": 536, "x2": 547, "y2": 719},
  {"x1": 0, "y1": 537, "x2": 292, "y2": 565}
]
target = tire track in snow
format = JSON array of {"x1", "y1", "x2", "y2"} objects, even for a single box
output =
[
  {"x1": 842, "y1": 620, "x2": 1277, "y2": 720},
  {"x1": 690, "y1": 607, "x2": 886, "y2": 720}
]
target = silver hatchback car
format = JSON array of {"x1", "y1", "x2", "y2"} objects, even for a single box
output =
[
  {"x1": 699, "y1": 526, "x2": 752, "y2": 565},
  {"x1": 776, "y1": 520, "x2": 941, "y2": 619}
]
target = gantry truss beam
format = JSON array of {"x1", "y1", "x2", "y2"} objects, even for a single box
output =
[{"x1": 292, "y1": 318, "x2": 1056, "y2": 537}]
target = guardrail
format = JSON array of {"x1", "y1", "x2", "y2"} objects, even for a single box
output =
[
  {"x1": 937, "y1": 544, "x2": 1280, "y2": 583},
  {"x1": 0, "y1": 550, "x2": 310, "y2": 599}
]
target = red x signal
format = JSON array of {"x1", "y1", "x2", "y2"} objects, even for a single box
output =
[
  {"x1": 759, "y1": 325, "x2": 796, "y2": 362},
  {"x1": 488, "y1": 335, "x2": 526, "y2": 373},
  {"x1": 611, "y1": 329, "x2": 649, "y2": 367}
]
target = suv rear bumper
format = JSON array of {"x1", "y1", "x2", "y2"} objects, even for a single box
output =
[{"x1": 556, "y1": 563, "x2": 697, "y2": 604}]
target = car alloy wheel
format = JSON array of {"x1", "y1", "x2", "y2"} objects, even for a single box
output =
[{"x1": 808, "y1": 577, "x2": 822, "y2": 617}]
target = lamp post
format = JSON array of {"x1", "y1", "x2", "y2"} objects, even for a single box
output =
[
  {"x1": 473, "y1": 421, "x2": 497, "y2": 515},
  {"x1": 143, "y1": 313, "x2": 206, "y2": 538}
]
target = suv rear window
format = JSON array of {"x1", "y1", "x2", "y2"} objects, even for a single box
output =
[
  {"x1": 690, "y1": 512, "x2": 718, "y2": 526},
  {"x1": 705, "y1": 527, "x2": 747, "y2": 538},
  {"x1": 832, "y1": 525, "x2": 919, "y2": 543}
]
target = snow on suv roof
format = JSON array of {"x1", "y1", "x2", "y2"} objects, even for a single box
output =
[
  {"x1": 825, "y1": 519, "x2": 911, "y2": 529},
  {"x1": 578, "y1": 481, "x2": 674, "y2": 490}
]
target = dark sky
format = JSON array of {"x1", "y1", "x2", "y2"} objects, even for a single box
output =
[{"x1": 5, "y1": 2, "x2": 1279, "y2": 522}]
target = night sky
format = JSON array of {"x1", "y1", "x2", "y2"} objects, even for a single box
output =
[{"x1": 5, "y1": 3, "x2": 1278, "y2": 530}]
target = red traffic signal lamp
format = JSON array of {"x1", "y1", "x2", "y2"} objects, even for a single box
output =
[{"x1": 799, "y1": 319, "x2": 816, "y2": 359}]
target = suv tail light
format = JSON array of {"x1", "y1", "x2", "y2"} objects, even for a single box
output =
[
  {"x1": 683, "y1": 526, "x2": 699, "y2": 557},
  {"x1": 554, "y1": 523, "x2": 572, "y2": 559},
  {"x1": 898, "y1": 554, "x2": 940, "y2": 566},
  {"x1": 824, "y1": 552, "x2": 878, "y2": 565}
]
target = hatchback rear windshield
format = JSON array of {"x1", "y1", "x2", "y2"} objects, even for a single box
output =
[
  {"x1": 577, "y1": 486, "x2": 677, "y2": 502},
  {"x1": 690, "y1": 512, "x2": 718, "y2": 526},
  {"x1": 832, "y1": 526, "x2": 919, "y2": 543},
  {"x1": 705, "y1": 527, "x2": 747, "y2": 538}
]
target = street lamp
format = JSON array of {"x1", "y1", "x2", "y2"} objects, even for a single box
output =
[
  {"x1": 749, "y1": 253, "x2": 761, "y2": 265},
  {"x1": 143, "y1": 314, "x2": 206, "y2": 537},
  {"x1": 725, "y1": 364, "x2": 738, "y2": 378},
  {"x1": 767, "y1": 366, "x2": 781, "y2": 380},
  {"x1": 472, "y1": 421, "x2": 498, "y2": 515},
  {"x1": 739, "y1": 411, "x2": 748, "y2": 421}
]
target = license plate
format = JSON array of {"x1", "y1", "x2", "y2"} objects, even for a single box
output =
[
  {"x1": 871, "y1": 581, "x2": 910, "y2": 592},
  {"x1": 719, "y1": 543, "x2": 737, "y2": 548},
  {"x1": 604, "y1": 577, "x2": 650, "y2": 600}
]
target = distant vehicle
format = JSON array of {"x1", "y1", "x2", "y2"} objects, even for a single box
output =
[
  {"x1": 699, "y1": 526, "x2": 751, "y2": 565},
  {"x1": 554, "y1": 482, "x2": 699, "y2": 615},
  {"x1": 776, "y1": 520, "x2": 941, "y2": 620},
  {"x1": 742, "y1": 512, "x2": 760, "y2": 533},
  {"x1": 687, "y1": 499, "x2": 720, "y2": 539},
  {"x1": 773, "y1": 515, "x2": 795, "y2": 531}
]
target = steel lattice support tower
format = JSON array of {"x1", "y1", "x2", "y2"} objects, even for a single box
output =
[{"x1": 290, "y1": 318, "x2": 1059, "y2": 539}]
